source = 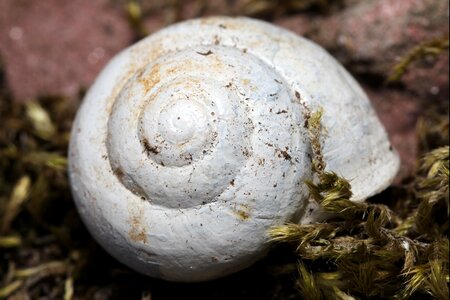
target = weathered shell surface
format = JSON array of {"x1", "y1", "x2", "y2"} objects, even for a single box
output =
[{"x1": 68, "y1": 16, "x2": 400, "y2": 282}]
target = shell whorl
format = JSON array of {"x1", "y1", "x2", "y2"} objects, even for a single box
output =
[
  {"x1": 69, "y1": 16, "x2": 400, "y2": 282},
  {"x1": 106, "y1": 46, "x2": 306, "y2": 209}
]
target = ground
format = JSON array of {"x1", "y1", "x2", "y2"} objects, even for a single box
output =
[{"x1": 0, "y1": 1, "x2": 448, "y2": 299}]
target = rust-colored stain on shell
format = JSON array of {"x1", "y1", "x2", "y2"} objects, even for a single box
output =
[
  {"x1": 233, "y1": 204, "x2": 250, "y2": 221},
  {"x1": 128, "y1": 211, "x2": 148, "y2": 244},
  {"x1": 236, "y1": 209, "x2": 250, "y2": 220},
  {"x1": 139, "y1": 63, "x2": 161, "y2": 94}
]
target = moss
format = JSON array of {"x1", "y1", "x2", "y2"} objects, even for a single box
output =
[
  {"x1": 124, "y1": 0, "x2": 149, "y2": 39},
  {"x1": 387, "y1": 33, "x2": 449, "y2": 83},
  {"x1": 270, "y1": 109, "x2": 449, "y2": 299}
]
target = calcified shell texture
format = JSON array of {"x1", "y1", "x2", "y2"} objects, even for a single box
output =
[{"x1": 69, "y1": 17, "x2": 400, "y2": 282}]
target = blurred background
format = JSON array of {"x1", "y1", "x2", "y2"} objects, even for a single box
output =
[{"x1": 0, "y1": 0, "x2": 448, "y2": 299}]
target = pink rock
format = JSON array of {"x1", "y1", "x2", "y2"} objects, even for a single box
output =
[
  {"x1": 274, "y1": 15, "x2": 313, "y2": 36},
  {"x1": 365, "y1": 86, "x2": 421, "y2": 182},
  {"x1": 400, "y1": 52, "x2": 449, "y2": 102},
  {"x1": 311, "y1": 0, "x2": 448, "y2": 76},
  {"x1": 0, "y1": 0, "x2": 133, "y2": 101}
]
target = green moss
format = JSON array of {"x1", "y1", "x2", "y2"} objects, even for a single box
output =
[
  {"x1": 270, "y1": 109, "x2": 449, "y2": 299},
  {"x1": 387, "y1": 33, "x2": 449, "y2": 83}
]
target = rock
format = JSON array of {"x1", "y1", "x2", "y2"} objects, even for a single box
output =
[
  {"x1": 365, "y1": 85, "x2": 421, "y2": 181},
  {"x1": 0, "y1": 0, "x2": 133, "y2": 101},
  {"x1": 310, "y1": 0, "x2": 448, "y2": 87}
]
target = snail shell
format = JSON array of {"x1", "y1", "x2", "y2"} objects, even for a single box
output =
[{"x1": 68, "y1": 16, "x2": 400, "y2": 282}]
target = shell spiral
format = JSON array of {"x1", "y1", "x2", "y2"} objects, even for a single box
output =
[{"x1": 69, "y1": 17, "x2": 400, "y2": 282}]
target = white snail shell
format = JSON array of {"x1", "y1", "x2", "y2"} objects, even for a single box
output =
[{"x1": 69, "y1": 16, "x2": 400, "y2": 282}]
